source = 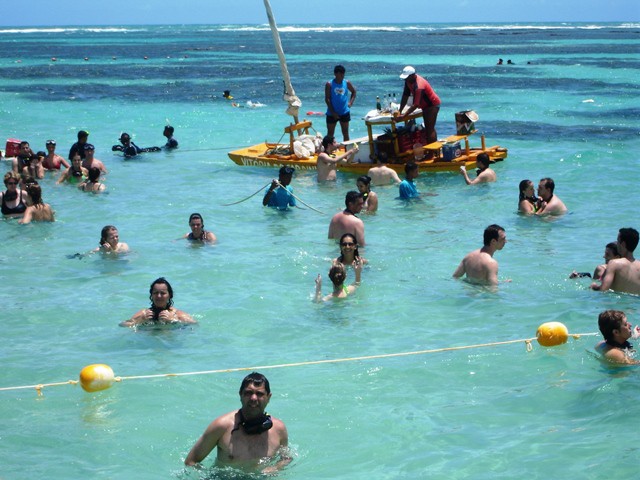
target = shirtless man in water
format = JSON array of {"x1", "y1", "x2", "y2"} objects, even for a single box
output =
[
  {"x1": 536, "y1": 177, "x2": 567, "y2": 216},
  {"x1": 591, "y1": 227, "x2": 640, "y2": 295},
  {"x1": 328, "y1": 191, "x2": 366, "y2": 246},
  {"x1": 453, "y1": 224, "x2": 506, "y2": 286},
  {"x1": 185, "y1": 372, "x2": 290, "y2": 475},
  {"x1": 367, "y1": 154, "x2": 401, "y2": 186},
  {"x1": 316, "y1": 135, "x2": 358, "y2": 182}
]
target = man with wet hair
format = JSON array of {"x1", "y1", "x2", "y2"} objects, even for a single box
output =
[
  {"x1": 536, "y1": 177, "x2": 567, "y2": 216},
  {"x1": 328, "y1": 190, "x2": 366, "y2": 246},
  {"x1": 591, "y1": 227, "x2": 640, "y2": 295},
  {"x1": 185, "y1": 372, "x2": 290, "y2": 474},
  {"x1": 453, "y1": 224, "x2": 507, "y2": 286},
  {"x1": 459, "y1": 152, "x2": 496, "y2": 185},
  {"x1": 595, "y1": 310, "x2": 638, "y2": 364}
]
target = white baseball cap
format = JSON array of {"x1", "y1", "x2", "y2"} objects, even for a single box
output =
[{"x1": 399, "y1": 66, "x2": 416, "y2": 79}]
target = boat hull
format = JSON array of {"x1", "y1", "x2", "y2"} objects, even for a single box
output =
[{"x1": 228, "y1": 142, "x2": 508, "y2": 174}]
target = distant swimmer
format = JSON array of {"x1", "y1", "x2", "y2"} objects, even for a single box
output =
[
  {"x1": 111, "y1": 132, "x2": 161, "y2": 157},
  {"x1": 163, "y1": 125, "x2": 178, "y2": 149},
  {"x1": 315, "y1": 259, "x2": 362, "y2": 302},
  {"x1": 328, "y1": 191, "x2": 366, "y2": 246},
  {"x1": 497, "y1": 58, "x2": 503, "y2": 65},
  {"x1": 594, "y1": 310, "x2": 638, "y2": 365},
  {"x1": 94, "y1": 225, "x2": 129, "y2": 254},
  {"x1": 223, "y1": 90, "x2": 233, "y2": 99},
  {"x1": 18, "y1": 184, "x2": 54, "y2": 224},
  {"x1": 591, "y1": 227, "x2": 640, "y2": 295},
  {"x1": 82, "y1": 144, "x2": 108, "y2": 174},
  {"x1": 507, "y1": 59, "x2": 514, "y2": 65},
  {"x1": 42, "y1": 140, "x2": 70, "y2": 170},
  {"x1": 184, "y1": 212, "x2": 217, "y2": 243},
  {"x1": 356, "y1": 175, "x2": 378, "y2": 213},
  {"x1": 517, "y1": 179, "x2": 538, "y2": 215},
  {"x1": 459, "y1": 152, "x2": 496, "y2": 185},
  {"x1": 535, "y1": 177, "x2": 567, "y2": 216},
  {"x1": 185, "y1": 372, "x2": 290, "y2": 474},
  {"x1": 453, "y1": 224, "x2": 507, "y2": 287},
  {"x1": 120, "y1": 277, "x2": 196, "y2": 327}
]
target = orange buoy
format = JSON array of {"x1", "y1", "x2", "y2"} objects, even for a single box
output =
[
  {"x1": 79, "y1": 364, "x2": 115, "y2": 392},
  {"x1": 536, "y1": 322, "x2": 569, "y2": 347}
]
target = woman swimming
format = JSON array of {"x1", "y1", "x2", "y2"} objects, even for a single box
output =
[
  {"x1": 120, "y1": 277, "x2": 196, "y2": 326},
  {"x1": 314, "y1": 259, "x2": 362, "y2": 302},
  {"x1": 518, "y1": 179, "x2": 538, "y2": 214},
  {"x1": 356, "y1": 175, "x2": 378, "y2": 213},
  {"x1": 94, "y1": 225, "x2": 130, "y2": 254},
  {"x1": 19, "y1": 184, "x2": 55, "y2": 224},
  {"x1": 78, "y1": 167, "x2": 106, "y2": 193},
  {"x1": 332, "y1": 233, "x2": 367, "y2": 268}
]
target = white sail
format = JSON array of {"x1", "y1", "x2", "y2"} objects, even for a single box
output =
[{"x1": 263, "y1": 0, "x2": 301, "y2": 122}]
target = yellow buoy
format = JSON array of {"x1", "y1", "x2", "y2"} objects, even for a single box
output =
[
  {"x1": 536, "y1": 322, "x2": 569, "y2": 347},
  {"x1": 79, "y1": 364, "x2": 115, "y2": 392}
]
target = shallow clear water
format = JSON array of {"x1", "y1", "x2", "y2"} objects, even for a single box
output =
[{"x1": 0, "y1": 22, "x2": 639, "y2": 479}]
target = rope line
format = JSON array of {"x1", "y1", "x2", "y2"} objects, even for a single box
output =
[
  {"x1": 221, "y1": 182, "x2": 272, "y2": 206},
  {"x1": 0, "y1": 333, "x2": 598, "y2": 395}
]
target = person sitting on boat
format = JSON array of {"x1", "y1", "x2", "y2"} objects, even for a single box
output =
[
  {"x1": 111, "y1": 132, "x2": 160, "y2": 157},
  {"x1": 184, "y1": 212, "x2": 217, "y2": 243},
  {"x1": 18, "y1": 184, "x2": 55, "y2": 224},
  {"x1": 459, "y1": 153, "x2": 496, "y2": 185},
  {"x1": 42, "y1": 140, "x2": 70, "y2": 170},
  {"x1": 396, "y1": 66, "x2": 440, "y2": 146},
  {"x1": 263, "y1": 166, "x2": 296, "y2": 211},
  {"x1": 332, "y1": 233, "x2": 367, "y2": 269},
  {"x1": 94, "y1": 225, "x2": 129, "y2": 254},
  {"x1": 399, "y1": 162, "x2": 420, "y2": 200},
  {"x1": 120, "y1": 277, "x2": 196, "y2": 327},
  {"x1": 325, "y1": 64, "x2": 357, "y2": 142},
  {"x1": 452, "y1": 224, "x2": 507, "y2": 287},
  {"x1": 517, "y1": 179, "x2": 538, "y2": 215},
  {"x1": 356, "y1": 175, "x2": 378, "y2": 213},
  {"x1": 570, "y1": 241, "x2": 620, "y2": 280},
  {"x1": 328, "y1": 191, "x2": 366, "y2": 246},
  {"x1": 535, "y1": 177, "x2": 567, "y2": 216},
  {"x1": 367, "y1": 153, "x2": 401, "y2": 186},
  {"x1": 82, "y1": 144, "x2": 108, "y2": 174},
  {"x1": 594, "y1": 310, "x2": 638, "y2": 365},
  {"x1": 316, "y1": 135, "x2": 358, "y2": 182},
  {"x1": 163, "y1": 125, "x2": 178, "y2": 149},
  {"x1": 68, "y1": 130, "x2": 89, "y2": 161},
  {"x1": 57, "y1": 153, "x2": 88, "y2": 185},
  {"x1": 78, "y1": 167, "x2": 106, "y2": 193},
  {"x1": 314, "y1": 259, "x2": 362, "y2": 302}
]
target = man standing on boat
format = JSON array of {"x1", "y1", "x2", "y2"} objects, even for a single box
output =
[
  {"x1": 396, "y1": 66, "x2": 440, "y2": 146},
  {"x1": 328, "y1": 191, "x2": 366, "y2": 246},
  {"x1": 325, "y1": 65, "x2": 357, "y2": 142},
  {"x1": 317, "y1": 135, "x2": 358, "y2": 182},
  {"x1": 452, "y1": 224, "x2": 507, "y2": 287},
  {"x1": 263, "y1": 166, "x2": 296, "y2": 211},
  {"x1": 459, "y1": 153, "x2": 496, "y2": 185}
]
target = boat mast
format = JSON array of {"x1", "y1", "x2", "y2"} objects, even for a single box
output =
[{"x1": 263, "y1": 0, "x2": 301, "y2": 124}]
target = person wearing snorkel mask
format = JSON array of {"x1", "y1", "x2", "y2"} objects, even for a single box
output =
[{"x1": 185, "y1": 372, "x2": 290, "y2": 474}]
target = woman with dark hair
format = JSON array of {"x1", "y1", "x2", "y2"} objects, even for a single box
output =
[
  {"x1": 314, "y1": 260, "x2": 362, "y2": 302},
  {"x1": 19, "y1": 184, "x2": 54, "y2": 224},
  {"x1": 94, "y1": 225, "x2": 129, "y2": 254},
  {"x1": 1, "y1": 171, "x2": 27, "y2": 218},
  {"x1": 332, "y1": 233, "x2": 367, "y2": 268},
  {"x1": 518, "y1": 179, "x2": 538, "y2": 215},
  {"x1": 78, "y1": 167, "x2": 106, "y2": 192},
  {"x1": 356, "y1": 175, "x2": 378, "y2": 213},
  {"x1": 120, "y1": 277, "x2": 196, "y2": 326},
  {"x1": 57, "y1": 153, "x2": 87, "y2": 185},
  {"x1": 184, "y1": 212, "x2": 217, "y2": 243}
]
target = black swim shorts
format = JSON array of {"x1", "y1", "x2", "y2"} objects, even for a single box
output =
[{"x1": 326, "y1": 112, "x2": 351, "y2": 125}]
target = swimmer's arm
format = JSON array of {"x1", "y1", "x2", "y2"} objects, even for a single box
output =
[
  {"x1": 263, "y1": 180, "x2": 278, "y2": 206},
  {"x1": 314, "y1": 274, "x2": 323, "y2": 303},
  {"x1": 185, "y1": 418, "x2": 226, "y2": 466},
  {"x1": 593, "y1": 264, "x2": 605, "y2": 281},
  {"x1": 59, "y1": 156, "x2": 70, "y2": 169},
  {"x1": 366, "y1": 192, "x2": 378, "y2": 212},
  {"x1": 175, "y1": 310, "x2": 197, "y2": 324},
  {"x1": 18, "y1": 207, "x2": 33, "y2": 225},
  {"x1": 390, "y1": 170, "x2": 402, "y2": 184},
  {"x1": 487, "y1": 263, "x2": 499, "y2": 286},
  {"x1": 591, "y1": 263, "x2": 616, "y2": 291},
  {"x1": 459, "y1": 166, "x2": 473, "y2": 185},
  {"x1": 119, "y1": 309, "x2": 151, "y2": 327},
  {"x1": 262, "y1": 423, "x2": 291, "y2": 474},
  {"x1": 452, "y1": 260, "x2": 465, "y2": 279},
  {"x1": 355, "y1": 224, "x2": 365, "y2": 247},
  {"x1": 205, "y1": 231, "x2": 217, "y2": 243},
  {"x1": 56, "y1": 169, "x2": 69, "y2": 184}
]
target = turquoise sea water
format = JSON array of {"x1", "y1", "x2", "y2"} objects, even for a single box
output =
[{"x1": 1, "y1": 22, "x2": 639, "y2": 479}]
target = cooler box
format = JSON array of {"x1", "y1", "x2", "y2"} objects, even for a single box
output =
[
  {"x1": 442, "y1": 142, "x2": 462, "y2": 161},
  {"x1": 5, "y1": 138, "x2": 21, "y2": 157},
  {"x1": 455, "y1": 111, "x2": 479, "y2": 135}
]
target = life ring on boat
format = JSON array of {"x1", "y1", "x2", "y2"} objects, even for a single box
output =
[
  {"x1": 79, "y1": 364, "x2": 115, "y2": 392},
  {"x1": 536, "y1": 322, "x2": 569, "y2": 347}
]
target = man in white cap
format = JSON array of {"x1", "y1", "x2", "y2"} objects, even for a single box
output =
[{"x1": 395, "y1": 66, "x2": 441, "y2": 147}]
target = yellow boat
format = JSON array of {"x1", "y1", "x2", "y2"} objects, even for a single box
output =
[{"x1": 228, "y1": 0, "x2": 508, "y2": 174}]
